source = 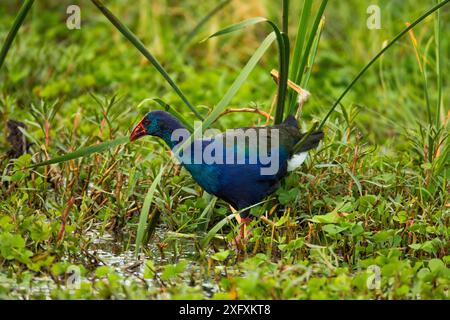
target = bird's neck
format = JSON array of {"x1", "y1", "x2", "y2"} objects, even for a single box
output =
[{"x1": 154, "y1": 118, "x2": 186, "y2": 150}]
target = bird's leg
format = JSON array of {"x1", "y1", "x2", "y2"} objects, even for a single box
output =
[
  {"x1": 232, "y1": 206, "x2": 240, "y2": 223},
  {"x1": 239, "y1": 217, "x2": 252, "y2": 239},
  {"x1": 230, "y1": 206, "x2": 252, "y2": 249}
]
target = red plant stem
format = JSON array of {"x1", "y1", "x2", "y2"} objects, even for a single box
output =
[
  {"x1": 44, "y1": 120, "x2": 50, "y2": 146},
  {"x1": 57, "y1": 197, "x2": 75, "y2": 243}
]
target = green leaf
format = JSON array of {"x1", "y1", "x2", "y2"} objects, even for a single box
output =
[
  {"x1": 179, "y1": 0, "x2": 231, "y2": 50},
  {"x1": 358, "y1": 195, "x2": 378, "y2": 211},
  {"x1": 0, "y1": 0, "x2": 35, "y2": 70},
  {"x1": 30, "y1": 136, "x2": 129, "y2": 168},
  {"x1": 428, "y1": 259, "x2": 445, "y2": 272},
  {"x1": 202, "y1": 17, "x2": 268, "y2": 41},
  {"x1": 351, "y1": 223, "x2": 364, "y2": 237},
  {"x1": 201, "y1": 213, "x2": 235, "y2": 248},
  {"x1": 409, "y1": 241, "x2": 437, "y2": 254},
  {"x1": 289, "y1": 0, "x2": 313, "y2": 83},
  {"x1": 310, "y1": 211, "x2": 341, "y2": 224},
  {"x1": 161, "y1": 260, "x2": 188, "y2": 281},
  {"x1": 278, "y1": 189, "x2": 298, "y2": 205},
  {"x1": 319, "y1": 0, "x2": 450, "y2": 129},
  {"x1": 211, "y1": 250, "x2": 231, "y2": 262},
  {"x1": 174, "y1": 33, "x2": 276, "y2": 157},
  {"x1": 135, "y1": 165, "x2": 166, "y2": 255},
  {"x1": 275, "y1": 215, "x2": 289, "y2": 227},
  {"x1": 322, "y1": 224, "x2": 348, "y2": 236},
  {"x1": 143, "y1": 260, "x2": 155, "y2": 279},
  {"x1": 197, "y1": 195, "x2": 217, "y2": 233},
  {"x1": 372, "y1": 230, "x2": 395, "y2": 243},
  {"x1": 95, "y1": 266, "x2": 110, "y2": 277},
  {"x1": 91, "y1": 0, "x2": 203, "y2": 120}
]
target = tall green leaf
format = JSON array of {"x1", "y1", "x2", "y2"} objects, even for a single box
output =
[
  {"x1": 200, "y1": 213, "x2": 235, "y2": 248},
  {"x1": 434, "y1": 0, "x2": 443, "y2": 128},
  {"x1": 319, "y1": 0, "x2": 450, "y2": 129},
  {"x1": 179, "y1": 0, "x2": 231, "y2": 51},
  {"x1": 203, "y1": 17, "x2": 289, "y2": 124},
  {"x1": 91, "y1": 0, "x2": 203, "y2": 120},
  {"x1": 0, "y1": 0, "x2": 35, "y2": 70},
  {"x1": 29, "y1": 136, "x2": 129, "y2": 168},
  {"x1": 135, "y1": 165, "x2": 165, "y2": 255},
  {"x1": 173, "y1": 33, "x2": 276, "y2": 158},
  {"x1": 302, "y1": 16, "x2": 325, "y2": 89},
  {"x1": 289, "y1": 0, "x2": 313, "y2": 84},
  {"x1": 288, "y1": 0, "x2": 328, "y2": 115},
  {"x1": 203, "y1": 32, "x2": 276, "y2": 129},
  {"x1": 202, "y1": 17, "x2": 268, "y2": 41}
]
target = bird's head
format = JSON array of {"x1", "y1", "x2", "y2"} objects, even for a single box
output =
[{"x1": 130, "y1": 110, "x2": 183, "y2": 142}]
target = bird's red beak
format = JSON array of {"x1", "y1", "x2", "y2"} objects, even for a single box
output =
[{"x1": 130, "y1": 120, "x2": 147, "y2": 142}]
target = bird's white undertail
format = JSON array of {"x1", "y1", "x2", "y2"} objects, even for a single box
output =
[{"x1": 287, "y1": 152, "x2": 308, "y2": 172}]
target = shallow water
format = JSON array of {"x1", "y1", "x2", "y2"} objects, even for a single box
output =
[{"x1": 2, "y1": 227, "x2": 218, "y2": 299}]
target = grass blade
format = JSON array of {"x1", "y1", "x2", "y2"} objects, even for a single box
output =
[
  {"x1": 288, "y1": 0, "x2": 328, "y2": 115},
  {"x1": 135, "y1": 165, "x2": 166, "y2": 255},
  {"x1": 204, "y1": 16, "x2": 289, "y2": 124},
  {"x1": 406, "y1": 24, "x2": 434, "y2": 163},
  {"x1": 202, "y1": 17, "x2": 268, "y2": 41},
  {"x1": 286, "y1": 0, "x2": 313, "y2": 116},
  {"x1": 197, "y1": 194, "x2": 217, "y2": 233},
  {"x1": 274, "y1": 32, "x2": 290, "y2": 124},
  {"x1": 179, "y1": 0, "x2": 231, "y2": 50},
  {"x1": 90, "y1": 0, "x2": 203, "y2": 120},
  {"x1": 302, "y1": 16, "x2": 325, "y2": 89},
  {"x1": 152, "y1": 98, "x2": 195, "y2": 132},
  {"x1": 0, "y1": 0, "x2": 35, "y2": 70},
  {"x1": 205, "y1": 17, "x2": 289, "y2": 124},
  {"x1": 29, "y1": 136, "x2": 129, "y2": 168},
  {"x1": 282, "y1": 0, "x2": 290, "y2": 34},
  {"x1": 319, "y1": 0, "x2": 450, "y2": 129},
  {"x1": 435, "y1": 0, "x2": 443, "y2": 128},
  {"x1": 289, "y1": 0, "x2": 313, "y2": 84},
  {"x1": 172, "y1": 33, "x2": 276, "y2": 159},
  {"x1": 200, "y1": 213, "x2": 235, "y2": 248},
  {"x1": 202, "y1": 32, "x2": 276, "y2": 129}
]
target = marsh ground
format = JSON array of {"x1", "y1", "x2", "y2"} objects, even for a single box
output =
[{"x1": 0, "y1": 0, "x2": 448, "y2": 299}]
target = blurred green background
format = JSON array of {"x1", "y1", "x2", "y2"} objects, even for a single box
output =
[{"x1": 1, "y1": 0, "x2": 447, "y2": 146}]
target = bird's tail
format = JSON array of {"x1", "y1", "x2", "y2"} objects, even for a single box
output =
[{"x1": 297, "y1": 131, "x2": 324, "y2": 152}]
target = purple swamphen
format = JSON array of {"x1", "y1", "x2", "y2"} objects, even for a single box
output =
[{"x1": 130, "y1": 110, "x2": 323, "y2": 243}]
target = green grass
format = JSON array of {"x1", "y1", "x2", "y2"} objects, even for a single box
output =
[{"x1": 0, "y1": 0, "x2": 448, "y2": 300}]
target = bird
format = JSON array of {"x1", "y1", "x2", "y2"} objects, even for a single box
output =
[{"x1": 130, "y1": 110, "x2": 323, "y2": 243}]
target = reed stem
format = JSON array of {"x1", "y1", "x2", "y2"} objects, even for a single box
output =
[
  {"x1": 319, "y1": 0, "x2": 450, "y2": 129},
  {"x1": 0, "y1": 0, "x2": 35, "y2": 71},
  {"x1": 91, "y1": 0, "x2": 204, "y2": 120}
]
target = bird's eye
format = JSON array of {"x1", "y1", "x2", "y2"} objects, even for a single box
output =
[{"x1": 142, "y1": 118, "x2": 151, "y2": 126}]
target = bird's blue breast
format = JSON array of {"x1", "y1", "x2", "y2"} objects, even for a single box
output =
[{"x1": 179, "y1": 137, "x2": 290, "y2": 210}]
